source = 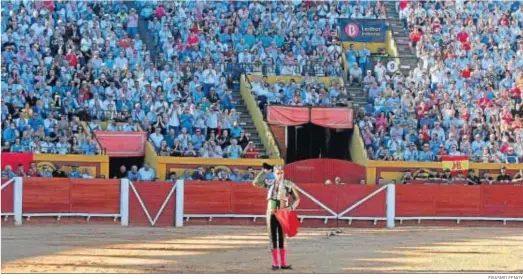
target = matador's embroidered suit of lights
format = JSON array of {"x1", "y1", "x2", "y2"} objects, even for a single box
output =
[{"x1": 253, "y1": 164, "x2": 300, "y2": 270}]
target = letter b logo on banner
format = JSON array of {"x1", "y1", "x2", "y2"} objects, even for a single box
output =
[{"x1": 345, "y1": 23, "x2": 360, "y2": 38}]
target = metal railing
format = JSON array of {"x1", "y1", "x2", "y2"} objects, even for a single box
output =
[
  {"x1": 83, "y1": 121, "x2": 107, "y2": 155},
  {"x1": 154, "y1": 61, "x2": 344, "y2": 78}
]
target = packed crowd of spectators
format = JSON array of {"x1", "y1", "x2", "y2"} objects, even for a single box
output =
[
  {"x1": 1, "y1": 162, "x2": 101, "y2": 179},
  {"x1": 399, "y1": 167, "x2": 523, "y2": 185},
  {"x1": 141, "y1": 1, "x2": 388, "y2": 78},
  {"x1": 1, "y1": 1, "x2": 141, "y2": 154},
  {"x1": 358, "y1": 0, "x2": 523, "y2": 164},
  {"x1": 250, "y1": 76, "x2": 347, "y2": 107},
  {"x1": 113, "y1": 164, "x2": 256, "y2": 182}
]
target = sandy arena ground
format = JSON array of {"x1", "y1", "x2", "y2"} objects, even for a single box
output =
[{"x1": 1, "y1": 225, "x2": 522, "y2": 273}]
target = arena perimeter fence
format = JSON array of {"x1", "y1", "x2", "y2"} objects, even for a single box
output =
[{"x1": 2, "y1": 178, "x2": 523, "y2": 228}]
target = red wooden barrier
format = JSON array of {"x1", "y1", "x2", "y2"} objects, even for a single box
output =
[
  {"x1": 23, "y1": 178, "x2": 70, "y2": 213},
  {"x1": 481, "y1": 186, "x2": 523, "y2": 217},
  {"x1": 184, "y1": 181, "x2": 233, "y2": 215},
  {"x1": 2, "y1": 178, "x2": 522, "y2": 227},
  {"x1": 129, "y1": 181, "x2": 176, "y2": 226},
  {"x1": 1, "y1": 180, "x2": 14, "y2": 213},
  {"x1": 337, "y1": 185, "x2": 386, "y2": 217},
  {"x1": 70, "y1": 179, "x2": 120, "y2": 214}
]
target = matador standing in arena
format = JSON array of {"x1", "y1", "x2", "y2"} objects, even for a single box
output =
[{"x1": 253, "y1": 164, "x2": 300, "y2": 270}]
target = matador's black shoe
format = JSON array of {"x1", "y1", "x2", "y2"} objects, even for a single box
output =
[
  {"x1": 281, "y1": 265, "x2": 292, "y2": 270},
  {"x1": 271, "y1": 266, "x2": 280, "y2": 271}
]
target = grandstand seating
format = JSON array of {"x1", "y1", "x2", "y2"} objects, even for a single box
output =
[{"x1": 357, "y1": 0, "x2": 523, "y2": 164}]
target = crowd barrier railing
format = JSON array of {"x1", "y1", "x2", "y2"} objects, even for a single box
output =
[{"x1": 2, "y1": 178, "x2": 522, "y2": 228}]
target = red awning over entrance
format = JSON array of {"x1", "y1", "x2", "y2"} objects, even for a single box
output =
[{"x1": 267, "y1": 106, "x2": 353, "y2": 129}]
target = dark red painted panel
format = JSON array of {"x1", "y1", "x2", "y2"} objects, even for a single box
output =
[
  {"x1": 396, "y1": 185, "x2": 436, "y2": 216},
  {"x1": 184, "y1": 181, "x2": 232, "y2": 215},
  {"x1": 129, "y1": 181, "x2": 176, "y2": 226},
  {"x1": 23, "y1": 178, "x2": 70, "y2": 213},
  {"x1": 70, "y1": 179, "x2": 120, "y2": 213},
  {"x1": 230, "y1": 183, "x2": 266, "y2": 215},
  {"x1": 481, "y1": 186, "x2": 523, "y2": 217},
  {"x1": 432, "y1": 186, "x2": 481, "y2": 216},
  {"x1": 337, "y1": 185, "x2": 386, "y2": 217},
  {"x1": 1, "y1": 180, "x2": 14, "y2": 213}
]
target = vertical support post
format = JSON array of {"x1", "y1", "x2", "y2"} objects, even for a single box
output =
[
  {"x1": 120, "y1": 179, "x2": 129, "y2": 226},
  {"x1": 175, "y1": 179, "x2": 184, "y2": 227},
  {"x1": 386, "y1": 183, "x2": 395, "y2": 229},
  {"x1": 13, "y1": 177, "x2": 23, "y2": 226}
]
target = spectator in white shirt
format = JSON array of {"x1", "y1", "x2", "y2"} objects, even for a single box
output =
[
  {"x1": 150, "y1": 127, "x2": 164, "y2": 149},
  {"x1": 138, "y1": 163, "x2": 156, "y2": 181},
  {"x1": 82, "y1": 168, "x2": 94, "y2": 179}
]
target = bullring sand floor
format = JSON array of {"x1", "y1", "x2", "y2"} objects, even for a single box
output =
[{"x1": 1, "y1": 225, "x2": 522, "y2": 273}]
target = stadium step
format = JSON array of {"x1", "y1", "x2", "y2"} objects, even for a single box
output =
[{"x1": 229, "y1": 87, "x2": 269, "y2": 157}]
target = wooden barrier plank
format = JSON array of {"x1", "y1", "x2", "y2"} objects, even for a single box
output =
[
  {"x1": 230, "y1": 183, "x2": 266, "y2": 215},
  {"x1": 336, "y1": 185, "x2": 386, "y2": 217},
  {"x1": 129, "y1": 181, "x2": 176, "y2": 226},
  {"x1": 396, "y1": 185, "x2": 436, "y2": 216},
  {"x1": 23, "y1": 178, "x2": 71, "y2": 213},
  {"x1": 432, "y1": 186, "x2": 481, "y2": 216},
  {"x1": 1, "y1": 180, "x2": 14, "y2": 213},
  {"x1": 297, "y1": 184, "x2": 339, "y2": 216},
  {"x1": 70, "y1": 179, "x2": 120, "y2": 214},
  {"x1": 184, "y1": 182, "x2": 232, "y2": 215},
  {"x1": 481, "y1": 186, "x2": 523, "y2": 217}
]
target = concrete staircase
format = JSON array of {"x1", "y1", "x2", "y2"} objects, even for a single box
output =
[
  {"x1": 230, "y1": 87, "x2": 268, "y2": 157},
  {"x1": 383, "y1": 2, "x2": 419, "y2": 77},
  {"x1": 346, "y1": 85, "x2": 367, "y2": 113}
]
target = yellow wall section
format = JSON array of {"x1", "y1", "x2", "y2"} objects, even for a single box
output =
[
  {"x1": 367, "y1": 160, "x2": 523, "y2": 185},
  {"x1": 33, "y1": 154, "x2": 109, "y2": 178},
  {"x1": 349, "y1": 125, "x2": 367, "y2": 168},
  {"x1": 144, "y1": 141, "x2": 163, "y2": 179},
  {"x1": 240, "y1": 75, "x2": 281, "y2": 159}
]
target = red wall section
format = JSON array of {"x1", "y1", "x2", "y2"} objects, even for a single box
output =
[
  {"x1": 395, "y1": 185, "x2": 523, "y2": 218},
  {"x1": 284, "y1": 159, "x2": 366, "y2": 184},
  {"x1": 23, "y1": 178, "x2": 70, "y2": 213},
  {"x1": 1, "y1": 180, "x2": 14, "y2": 213},
  {"x1": 129, "y1": 181, "x2": 176, "y2": 226},
  {"x1": 337, "y1": 185, "x2": 386, "y2": 217},
  {"x1": 70, "y1": 179, "x2": 120, "y2": 214},
  {"x1": 481, "y1": 186, "x2": 523, "y2": 217},
  {"x1": 21, "y1": 178, "x2": 120, "y2": 214},
  {"x1": 2, "y1": 178, "x2": 523, "y2": 227},
  {"x1": 433, "y1": 186, "x2": 481, "y2": 216},
  {"x1": 298, "y1": 184, "x2": 339, "y2": 216},
  {"x1": 185, "y1": 182, "x2": 233, "y2": 215},
  {"x1": 230, "y1": 183, "x2": 266, "y2": 215},
  {"x1": 396, "y1": 186, "x2": 436, "y2": 216}
]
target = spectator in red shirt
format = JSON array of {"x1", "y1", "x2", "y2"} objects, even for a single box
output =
[
  {"x1": 409, "y1": 27, "x2": 422, "y2": 53},
  {"x1": 461, "y1": 65, "x2": 472, "y2": 79},
  {"x1": 187, "y1": 31, "x2": 200, "y2": 50},
  {"x1": 510, "y1": 85, "x2": 521, "y2": 103},
  {"x1": 478, "y1": 92, "x2": 493, "y2": 109},
  {"x1": 65, "y1": 49, "x2": 78, "y2": 67},
  {"x1": 155, "y1": 4, "x2": 166, "y2": 18},
  {"x1": 456, "y1": 29, "x2": 469, "y2": 44},
  {"x1": 243, "y1": 141, "x2": 258, "y2": 159}
]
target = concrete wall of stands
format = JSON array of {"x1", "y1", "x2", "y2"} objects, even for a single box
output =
[{"x1": 1, "y1": 178, "x2": 522, "y2": 227}]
